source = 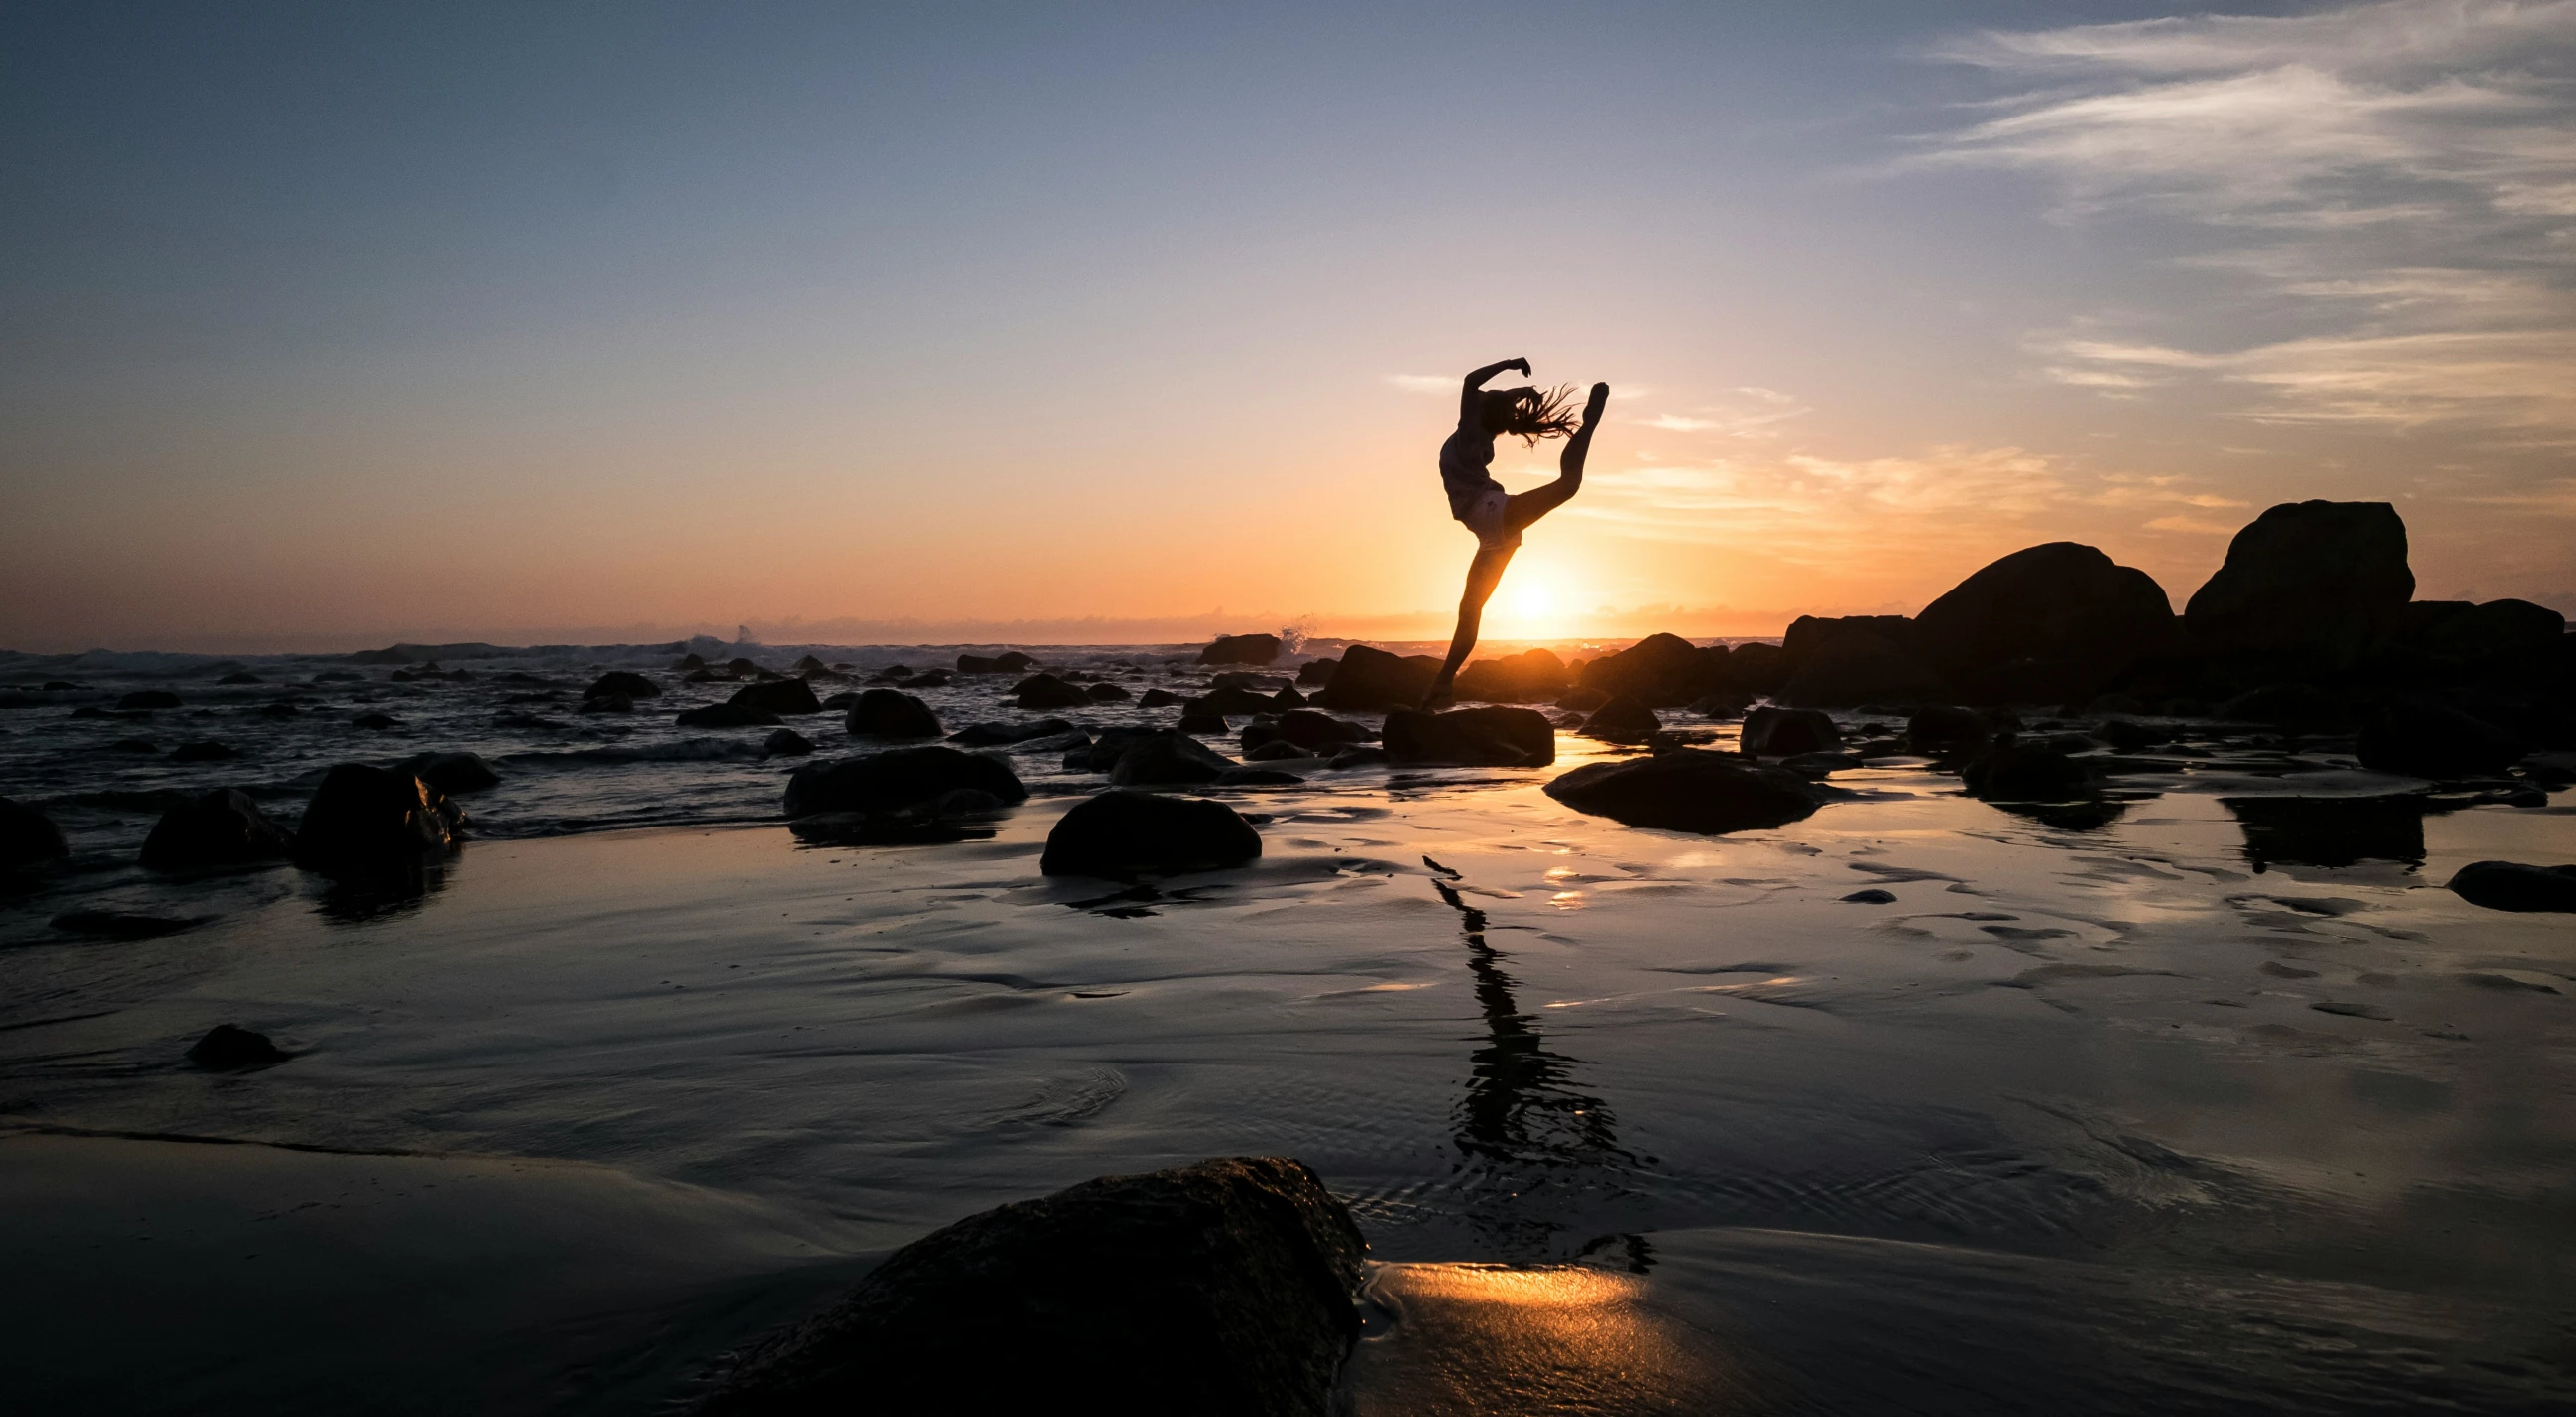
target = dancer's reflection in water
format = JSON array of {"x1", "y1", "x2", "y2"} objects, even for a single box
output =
[{"x1": 1427, "y1": 859, "x2": 1641, "y2": 1258}]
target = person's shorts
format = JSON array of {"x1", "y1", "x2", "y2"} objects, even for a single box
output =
[{"x1": 1455, "y1": 488, "x2": 1522, "y2": 551}]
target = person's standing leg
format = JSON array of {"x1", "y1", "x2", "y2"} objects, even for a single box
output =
[{"x1": 1422, "y1": 541, "x2": 1517, "y2": 708}]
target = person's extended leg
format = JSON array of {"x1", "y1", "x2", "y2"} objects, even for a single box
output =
[
  {"x1": 1422, "y1": 541, "x2": 1518, "y2": 708},
  {"x1": 1504, "y1": 381, "x2": 1609, "y2": 534}
]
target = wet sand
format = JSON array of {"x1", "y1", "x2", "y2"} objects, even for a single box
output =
[{"x1": 4, "y1": 744, "x2": 2573, "y2": 1411}]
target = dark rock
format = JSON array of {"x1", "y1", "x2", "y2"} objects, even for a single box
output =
[
  {"x1": 1911, "y1": 543, "x2": 2179, "y2": 703},
  {"x1": 1245, "y1": 739, "x2": 1313, "y2": 762},
  {"x1": 1014, "y1": 674, "x2": 1092, "y2": 710},
  {"x1": 1295, "y1": 658, "x2": 1338, "y2": 686},
  {"x1": 1686, "y1": 690, "x2": 1751, "y2": 719},
  {"x1": 2218, "y1": 684, "x2": 2354, "y2": 733},
  {"x1": 187, "y1": 1023, "x2": 290, "y2": 1069},
  {"x1": 820, "y1": 692, "x2": 861, "y2": 711},
  {"x1": 1198, "y1": 633, "x2": 1283, "y2": 666},
  {"x1": 1063, "y1": 726, "x2": 1168, "y2": 772},
  {"x1": 1218, "y1": 766, "x2": 1303, "y2": 786},
  {"x1": 584, "y1": 671, "x2": 661, "y2": 700},
  {"x1": 727, "y1": 658, "x2": 767, "y2": 677},
  {"x1": 2227, "y1": 794, "x2": 2427, "y2": 870},
  {"x1": 1189, "y1": 686, "x2": 1277, "y2": 717},
  {"x1": 105, "y1": 738, "x2": 157, "y2": 754},
  {"x1": 2356, "y1": 699, "x2": 2526, "y2": 779},
  {"x1": 1140, "y1": 688, "x2": 1186, "y2": 708},
  {"x1": 685, "y1": 669, "x2": 721, "y2": 684},
  {"x1": 2094, "y1": 718, "x2": 2170, "y2": 753},
  {"x1": 675, "y1": 653, "x2": 708, "y2": 670},
  {"x1": 2380, "y1": 599, "x2": 2566, "y2": 679},
  {"x1": 140, "y1": 789, "x2": 294, "y2": 871},
  {"x1": 388, "y1": 752, "x2": 499, "y2": 795},
  {"x1": 1962, "y1": 743, "x2": 2102, "y2": 802},
  {"x1": 1579, "y1": 632, "x2": 1720, "y2": 706},
  {"x1": 578, "y1": 693, "x2": 634, "y2": 715},
  {"x1": 1208, "y1": 672, "x2": 1288, "y2": 693},
  {"x1": 1268, "y1": 685, "x2": 1306, "y2": 710},
  {"x1": 217, "y1": 671, "x2": 263, "y2": 685},
  {"x1": 171, "y1": 741, "x2": 237, "y2": 762},
  {"x1": 948, "y1": 718, "x2": 1077, "y2": 747},
  {"x1": 955, "y1": 651, "x2": 1036, "y2": 674},
  {"x1": 117, "y1": 690, "x2": 182, "y2": 711},
  {"x1": 1906, "y1": 705, "x2": 1991, "y2": 755},
  {"x1": 1842, "y1": 888, "x2": 1898, "y2": 904},
  {"x1": 677, "y1": 703, "x2": 781, "y2": 728},
  {"x1": 1545, "y1": 749, "x2": 1831, "y2": 833},
  {"x1": 1579, "y1": 695, "x2": 1661, "y2": 743},
  {"x1": 1453, "y1": 648, "x2": 1569, "y2": 703},
  {"x1": 2186, "y1": 500, "x2": 2414, "y2": 677},
  {"x1": 1555, "y1": 686, "x2": 1610, "y2": 712},
  {"x1": 730, "y1": 679, "x2": 824, "y2": 716},
  {"x1": 293, "y1": 764, "x2": 463, "y2": 877},
  {"x1": 1780, "y1": 629, "x2": 1946, "y2": 708},
  {"x1": 763, "y1": 728, "x2": 816, "y2": 757},
  {"x1": 1316, "y1": 644, "x2": 1441, "y2": 711},
  {"x1": 1724, "y1": 641, "x2": 1787, "y2": 694},
  {"x1": 1741, "y1": 706, "x2": 1841, "y2": 757},
  {"x1": 1328, "y1": 746, "x2": 1389, "y2": 769},
  {"x1": 1086, "y1": 681, "x2": 1132, "y2": 702},
  {"x1": 783, "y1": 747, "x2": 1028, "y2": 819},
  {"x1": 1111, "y1": 731, "x2": 1238, "y2": 787},
  {"x1": 847, "y1": 689, "x2": 943, "y2": 738},
  {"x1": 699, "y1": 1156, "x2": 1355, "y2": 1417},
  {"x1": 1176, "y1": 710, "x2": 1228, "y2": 734},
  {"x1": 53, "y1": 910, "x2": 205, "y2": 940},
  {"x1": 1273, "y1": 709, "x2": 1370, "y2": 752},
  {"x1": 2447, "y1": 860, "x2": 2576, "y2": 913},
  {"x1": 1382, "y1": 706, "x2": 1553, "y2": 767},
  {"x1": 351, "y1": 711, "x2": 399, "y2": 731},
  {"x1": 900, "y1": 669, "x2": 953, "y2": 689}
]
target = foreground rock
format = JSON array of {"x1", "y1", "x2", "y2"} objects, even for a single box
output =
[
  {"x1": 293, "y1": 765, "x2": 463, "y2": 877},
  {"x1": 1383, "y1": 706, "x2": 1553, "y2": 766},
  {"x1": 140, "y1": 790, "x2": 295, "y2": 871},
  {"x1": 188, "y1": 1024, "x2": 290, "y2": 1069},
  {"x1": 1911, "y1": 542, "x2": 2178, "y2": 704},
  {"x1": 1243, "y1": 709, "x2": 1370, "y2": 756},
  {"x1": 1015, "y1": 673, "x2": 1093, "y2": 710},
  {"x1": 1316, "y1": 644, "x2": 1441, "y2": 711},
  {"x1": 1961, "y1": 742, "x2": 2102, "y2": 802},
  {"x1": 1110, "y1": 730, "x2": 1238, "y2": 786},
  {"x1": 1544, "y1": 750, "x2": 1831, "y2": 833},
  {"x1": 1740, "y1": 707, "x2": 1840, "y2": 757},
  {"x1": 1452, "y1": 648, "x2": 1569, "y2": 703},
  {"x1": 1, "y1": 796, "x2": 71, "y2": 869},
  {"x1": 1041, "y1": 791, "x2": 1265, "y2": 878},
  {"x1": 783, "y1": 747, "x2": 1028, "y2": 818},
  {"x1": 2447, "y1": 860, "x2": 2576, "y2": 913},
  {"x1": 846, "y1": 689, "x2": 942, "y2": 738},
  {"x1": 699, "y1": 1157, "x2": 1360, "y2": 1417},
  {"x1": 1578, "y1": 695, "x2": 1660, "y2": 743},
  {"x1": 2355, "y1": 699, "x2": 2527, "y2": 780},
  {"x1": 1906, "y1": 705, "x2": 1993, "y2": 756},
  {"x1": 729, "y1": 679, "x2": 824, "y2": 716},
  {"x1": 2185, "y1": 500, "x2": 2413, "y2": 677},
  {"x1": 1198, "y1": 632, "x2": 1283, "y2": 666}
]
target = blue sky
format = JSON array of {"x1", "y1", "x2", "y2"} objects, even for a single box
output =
[{"x1": 4, "y1": 1, "x2": 2569, "y2": 650}]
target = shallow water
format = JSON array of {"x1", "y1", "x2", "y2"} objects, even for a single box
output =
[{"x1": 3, "y1": 642, "x2": 2572, "y2": 1412}]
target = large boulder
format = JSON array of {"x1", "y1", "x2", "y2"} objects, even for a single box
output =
[
  {"x1": 2375, "y1": 599, "x2": 2567, "y2": 681},
  {"x1": 1041, "y1": 791, "x2": 1265, "y2": 878},
  {"x1": 1741, "y1": 706, "x2": 1841, "y2": 757},
  {"x1": 1452, "y1": 648, "x2": 1569, "y2": 703},
  {"x1": 1578, "y1": 632, "x2": 1720, "y2": 706},
  {"x1": 1316, "y1": 644, "x2": 1441, "y2": 711},
  {"x1": 1110, "y1": 730, "x2": 1238, "y2": 786},
  {"x1": 2185, "y1": 501, "x2": 2414, "y2": 677},
  {"x1": 1295, "y1": 658, "x2": 1338, "y2": 686},
  {"x1": 141, "y1": 789, "x2": 296, "y2": 871},
  {"x1": 1015, "y1": 674, "x2": 1093, "y2": 710},
  {"x1": 1382, "y1": 706, "x2": 1554, "y2": 766},
  {"x1": 1189, "y1": 686, "x2": 1279, "y2": 717},
  {"x1": 292, "y1": 764, "x2": 463, "y2": 877},
  {"x1": 1198, "y1": 633, "x2": 1283, "y2": 666},
  {"x1": 2447, "y1": 860, "x2": 2576, "y2": 913},
  {"x1": 783, "y1": 748, "x2": 1028, "y2": 819},
  {"x1": 388, "y1": 751, "x2": 501, "y2": 795},
  {"x1": 584, "y1": 671, "x2": 660, "y2": 700},
  {"x1": 1911, "y1": 543, "x2": 2178, "y2": 703},
  {"x1": 729, "y1": 679, "x2": 824, "y2": 716},
  {"x1": 847, "y1": 689, "x2": 942, "y2": 738},
  {"x1": 2355, "y1": 699, "x2": 2527, "y2": 780},
  {"x1": 1544, "y1": 749, "x2": 1831, "y2": 833},
  {"x1": 1272, "y1": 709, "x2": 1370, "y2": 753},
  {"x1": 1779, "y1": 628, "x2": 1946, "y2": 708},
  {"x1": 699, "y1": 1157, "x2": 1359, "y2": 1417},
  {"x1": 0, "y1": 796, "x2": 72, "y2": 868},
  {"x1": 1578, "y1": 696, "x2": 1660, "y2": 744}
]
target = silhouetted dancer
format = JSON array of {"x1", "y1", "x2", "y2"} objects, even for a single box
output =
[{"x1": 1422, "y1": 358, "x2": 1610, "y2": 708}]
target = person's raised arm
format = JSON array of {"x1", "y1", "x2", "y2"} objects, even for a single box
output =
[{"x1": 1459, "y1": 357, "x2": 1532, "y2": 424}]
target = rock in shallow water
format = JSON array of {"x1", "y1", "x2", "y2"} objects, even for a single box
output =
[
  {"x1": 1741, "y1": 706, "x2": 1840, "y2": 757},
  {"x1": 782, "y1": 747, "x2": 1028, "y2": 819},
  {"x1": 1544, "y1": 749, "x2": 1831, "y2": 833},
  {"x1": 762, "y1": 728, "x2": 814, "y2": 758},
  {"x1": 1041, "y1": 790, "x2": 1264, "y2": 877},
  {"x1": 1316, "y1": 644, "x2": 1441, "y2": 711},
  {"x1": 141, "y1": 789, "x2": 295, "y2": 871},
  {"x1": 293, "y1": 765, "x2": 463, "y2": 879},
  {"x1": 677, "y1": 703, "x2": 781, "y2": 728},
  {"x1": 584, "y1": 671, "x2": 660, "y2": 701},
  {"x1": 1110, "y1": 730, "x2": 1238, "y2": 787},
  {"x1": 1578, "y1": 695, "x2": 1660, "y2": 744},
  {"x1": 187, "y1": 1023, "x2": 291, "y2": 1069},
  {"x1": 728, "y1": 679, "x2": 823, "y2": 716},
  {"x1": 2447, "y1": 860, "x2": 2576, "y2": 913},
  {"x1": 2356, "y1": 699, "x2": 2526, "y2": 780},
  {"x1": 699, "y1": 1156, "x2": 1359, "y2": 1417},
  {"x1": 1014, "y1": 673, "x2": 1092, "y2": 710},
  {"x1": 846, "y1": 688, "x2": 941, "y2": 738},
  {"x1": 1382, "y1": 706, "x2": 1553, "y2": 766},
  {"x1": 0, "y1": 797, "x2": 73, "y2": 868}
]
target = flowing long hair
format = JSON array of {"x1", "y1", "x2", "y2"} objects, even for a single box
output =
[{"x1": 1481, "y1": 384, "x2": 1584, "y2": 445}]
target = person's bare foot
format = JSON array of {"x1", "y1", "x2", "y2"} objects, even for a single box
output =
[
  {"x1": 1417, "y1": 675, "x2": 1456, "y2": 711},
  {"x1": 1583, "y1": 382, "x2": 1610, "y2": 425}
]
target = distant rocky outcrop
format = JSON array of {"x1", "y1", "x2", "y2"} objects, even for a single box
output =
[
  {"x1": 956, "y1": 651, "x2": 1038, "y2": 674},
  {"x1": 292, "y1": 765, "x2": 464, "y2": 877},
  {"x1": 2186, "y1": 500, "x2": 2412, "y2": 678},
  {"x1": 141, "y1": 789, "x2": 295, "y2": 871},
  {"x1": 847, "y1": 689, "x2": 942, "y2": 738},
  {"x1": 1198, "y1": 633, "x2": 1283, "y2": 666},
  {"x1": 1315, "y1": 645, "x2": 1442, "y2": 711},
  {"x1": 698, "y1": 1157, "x2": 1360, "y2": 1417},
  {"x1": 1041, "y1": 791, "x2": 1265, "y2": 878},
  {"x1": 1382, "y1": 706, "x2": 1553, "y2": 766},
  {"x1": 1545, "y1": 750, "x2": 1832, "y2": 833}
]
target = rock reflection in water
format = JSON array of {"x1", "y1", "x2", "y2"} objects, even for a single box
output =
[
  {"x1": 1427, "y1": 860, "x2": 1638, "y2": 1256},
  {"x1": 2225, "y1": 794, "x2": 2428, "y2": 870}
]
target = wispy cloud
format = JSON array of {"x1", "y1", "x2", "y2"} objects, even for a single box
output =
[
  {"x1": 1385, "y1": 373, "x2": 1456, "y2": 395},
  {"x1": 1628, "y1": 386, "x2": 1813, "y2": 439},
  {"x1": 1916, "y1": 0, "x2": 2576, "y2": 436}
]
